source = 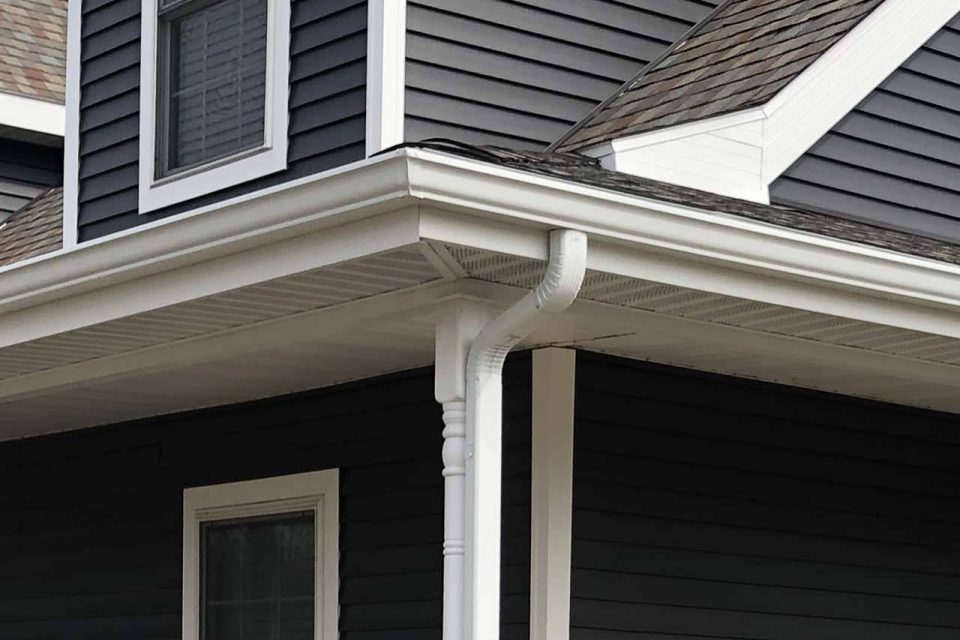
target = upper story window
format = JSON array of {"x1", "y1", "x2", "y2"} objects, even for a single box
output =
[{"x1": 140, "y1": 0, "x2": 290, "y2": 213}]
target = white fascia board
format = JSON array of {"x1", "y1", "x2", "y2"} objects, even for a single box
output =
[
  {"x1": 407, "y1": 148, "x2": 960, "y2": 339},
  {"x1": 0, "y1": 92, "x2": 65, "y2": 137},
  {"x1": 366, "y1": 0, "x2": 406, "y2": 156},
  {"x1": 62, "y1": 0, "x2": 82, "y2": 250},
  {"x1": 8, "y1": 145, "x2": 960, "y2": 351},
  {"x1": 0, "y1": 151, "x2": 416, "y2": 341},
  {"x1": 589, "y1": 0, "x2": 960, "y2": 198}
]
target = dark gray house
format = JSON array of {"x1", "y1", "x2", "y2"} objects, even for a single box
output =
[{"x1": 4, "y1": 1, "x2": 960, "y2": 640}]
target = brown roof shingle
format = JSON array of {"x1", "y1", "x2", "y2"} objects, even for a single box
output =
[
  {"x1": 0, "y1": 187, "x2": 62, "y2": 267},
  {"x1": 0, "y1": 0, "x2": 67, "y2": 103},
  {"x1": 557, "y1": 0, "x2": 883, "y2": 152}
]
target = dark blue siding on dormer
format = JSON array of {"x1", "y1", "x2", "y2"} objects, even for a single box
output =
[
  {"x1": 77, "y1": 0, "x2": 367, "y2": 242},
  {"x1": 771, "y1": 14, "x2": 960, "y2": 242},
  {"x1": 404, "y1": 0, "x2": 722, "y2": 149}
]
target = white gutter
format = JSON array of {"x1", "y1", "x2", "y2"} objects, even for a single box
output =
[{"x1": 436, "y1": 229, "x2": 586, "y2": 640}]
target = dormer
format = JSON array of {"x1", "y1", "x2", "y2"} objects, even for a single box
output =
[{"x1": 556, "y1": 0, "x2": 960, "y2": 217}]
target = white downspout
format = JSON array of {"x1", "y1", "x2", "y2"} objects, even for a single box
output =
[{"x1": 435, "y1": 229, "x2": 587, "y2": 640}]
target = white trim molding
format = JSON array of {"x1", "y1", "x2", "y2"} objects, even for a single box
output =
[
  {"x1": 62, "y1": 0, "x2": 82, "y2": 250},
  {"x1": 0, "y1": 92, "x2": 65, "y2": 137},
  {"x1": 138, "y1": 0, "x2": 292, "y2": 213},
  {"x1": 530, "y1": 348, "x2": 576, "y2": 640},
  {"x1": 182, "y1": 470, "x2": 340, "y2": 640},
  {"x1": 365, "y1": 0, "x2": 406, "y2": 156},
  {"x1": 587, "y1": 0, "x2": 960, "y2": 203}
]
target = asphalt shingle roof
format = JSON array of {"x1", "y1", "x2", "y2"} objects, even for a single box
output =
[
  {"x1": 557, "y1": 0, "x2": 883, "y2": 152},
  {"x1": 0, "y1": 187, "x2": 62, "y2": 267},
  {"x1": 0, "y1": 0, "x2": 67, "y2": 103},
  {"x1": 410, "y1": 140, "x2": 960, "y2": 268}
]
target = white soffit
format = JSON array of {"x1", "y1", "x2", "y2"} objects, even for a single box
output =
[
  {"x1": 588, "y1": 0, "x2": 960, "y2": 203},
  {"x1": 443, "y1": 245, "x2": 960, "y2": 413}
]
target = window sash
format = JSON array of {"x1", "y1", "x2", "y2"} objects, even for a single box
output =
[{"x1": 155, "y1": 0, "x2": 269, "y2": 180}]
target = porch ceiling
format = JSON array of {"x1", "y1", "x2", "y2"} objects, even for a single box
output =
[{"x1": 3, "y1": 241, "x2": 960, "y2": 440}]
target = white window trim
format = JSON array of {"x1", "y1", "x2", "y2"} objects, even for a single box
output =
[
  {"x1": 182, "y1": 469, "x2": 340, "y2": 640},
  {"x1": 138, "y1": 0, "x2": 291, "y2": 214}
]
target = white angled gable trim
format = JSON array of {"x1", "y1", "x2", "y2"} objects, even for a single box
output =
[
  {"x1": 366, "y1": 0, "x2": 406, "y2": 156},
  {"x1": 591, "y1": 0, "x2": 960, "y2": 203},
  {"x1": 761, "y1": 0, "x2": 960, "y2": 180}
]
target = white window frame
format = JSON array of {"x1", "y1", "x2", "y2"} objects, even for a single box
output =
[
  {"x1": 138, "y1": 0, "x2": 291, "y2": 214},
  {"x1": 182, "y1": 469, "x2": 339, "y2": 640}
]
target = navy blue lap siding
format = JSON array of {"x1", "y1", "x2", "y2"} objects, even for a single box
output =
[
  {"x1": 404, "y1": 0, "x2": 723, "y2": 149},
  {"x1": 0, "y1": 361, "x2": 531, "y2": 640},
  {"x1": 76, "y1": 0, "x2": 367, "y2": 242},
  {"x1": 571, "y1": 352, "x2": 960, "y2": 640}
]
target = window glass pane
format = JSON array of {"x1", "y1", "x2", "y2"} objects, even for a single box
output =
[
  {"x1": 201, "y1": 511, "x2": 315, "y2": 640},
  {"x1": 164, "y1": 0, "x2": 268, "y2": 175}
]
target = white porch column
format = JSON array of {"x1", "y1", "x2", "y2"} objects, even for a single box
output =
[
  {"x1": 530, "y1": 348, "x2": 576, "y2": 640},
  {"x1": 435, "y1": 302, "x2": 493, "y2": 640}
]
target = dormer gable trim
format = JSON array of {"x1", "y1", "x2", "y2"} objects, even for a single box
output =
[{"x1": 586, "y1": 0, "x2": 960, "y2": 204}]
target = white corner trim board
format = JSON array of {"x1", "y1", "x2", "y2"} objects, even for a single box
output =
[
  {"x1": 366, "y1": 0, "x2": 406, "y2": 156},
  {"x1": 530, "y1": 348, "x2": 576, "y2": 640},
  {"x1": 182, "y1": 470, "x2": 339, "y2": 640},
  {"x1": 62, "y1": 0, "x2": 82, "y2": 250},
  {"x1": 587, "y1": 0, "x2": 960, "y2": 203},
  {"x1": 137, "y1": 0, "x2": 291, "y2": 213}
]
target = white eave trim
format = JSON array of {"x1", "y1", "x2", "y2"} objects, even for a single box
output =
[
  {"x1": 0, "y1": 150, "x2": 414, "y2": 328},
  {"x1": 0, "y1": 92, "x2": 65, "y2": 137},
  {"x1": 5, "y1": 147, "x2": 960, "y2": 349},
  {"x1": 588, "y1": 0, "x2": 960, "y2": 202},
  {"x1": 405, "y1": 148, "x2": 960, "y2": 339},
  {"x1": 365, "y1": 0, "x2": 406, "y2": 156}
]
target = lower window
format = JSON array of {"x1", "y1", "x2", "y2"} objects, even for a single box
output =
[{"x1": 182, "y1": 470, "x2": 339, "y2": 640}]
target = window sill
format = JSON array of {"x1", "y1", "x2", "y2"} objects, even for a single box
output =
[{"x1": 138, "y1": 144, "x2": 287, "y2": 214}]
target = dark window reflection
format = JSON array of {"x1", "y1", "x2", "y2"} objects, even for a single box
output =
[{"x1": 201, "y1": 511, "x2": 315, "y2": 640}]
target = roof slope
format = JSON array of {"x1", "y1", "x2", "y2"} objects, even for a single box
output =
[
  {"x1": 557, "y1": 0, "x2": 883, "y2": 151},
  {"x1": 0, "y1": 187, "x2": 62, "y2": 267},
  {"x1": 0, "y1": 0, "x2": 67, "y2": 102}
]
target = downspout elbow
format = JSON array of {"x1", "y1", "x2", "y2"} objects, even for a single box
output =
[{"x1": 467, "y1": 229, "x2": 588, "y2": 377}]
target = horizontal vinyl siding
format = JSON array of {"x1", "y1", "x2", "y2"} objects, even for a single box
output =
[
  {"x1": 0, "y1": 361, "x2": 531, "y2": 640},
  {"x1": 571, "y1": 352, "x2": 960, "y2": 640},
  {"x1": 405, "y1": 0, "x2": 722, "y2": 149},
  {"x1": 771, "y1": 13, "x2": 960, "y2": 242},
  {"x1": 77, "y1": 0, "x2": 367, "y2": 242},
  {"x1": 0, "y1": 139, "x2": 62, "y2": 217}
]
